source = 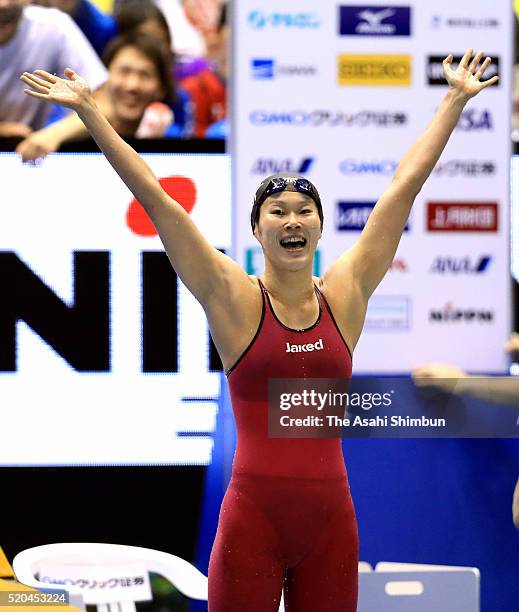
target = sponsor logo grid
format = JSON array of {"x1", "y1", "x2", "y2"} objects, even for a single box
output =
[{"x1": 236, "y1": 2, "x2": 510, "y2": 371}]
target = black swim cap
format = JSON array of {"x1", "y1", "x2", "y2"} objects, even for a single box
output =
[{"x1": 251, "y1": 173, "x2": 324, "y2": 232}]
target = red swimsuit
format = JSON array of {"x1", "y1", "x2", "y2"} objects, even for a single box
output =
[{"x1": 208, "y1": 279, "x2": 358, "y2": 611}]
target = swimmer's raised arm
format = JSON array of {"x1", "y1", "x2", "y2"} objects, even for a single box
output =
[
  {"x1": 324, "y1": 49, "x2": 498, "y2": 302},
  {"x1": 20, "y1": 68, "x2": 246, "y2": 307}
]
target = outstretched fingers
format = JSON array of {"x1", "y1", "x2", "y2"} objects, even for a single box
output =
[
  {"x1": 33, "y1": 69, "x2": 59, "y2": 84},
  {"x1": 479, "y1": 74, "x2": 499, "y2": 89},
  {"x1": 475, "y1": 57, "x2": 492, "y2": 79},
  {"x1": 20, "y1": 74, "x2": 50, "y2": 96},
  {"x1": 468, "y1": 51, "x2": 484, "y2": 73},
  {"x1": 458, "y1": 48, "x2": 473, "y2": 70}
]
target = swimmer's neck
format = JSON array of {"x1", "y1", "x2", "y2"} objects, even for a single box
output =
[{"x1": 260, "y1": 263, "x2": 317, "y2": 305}]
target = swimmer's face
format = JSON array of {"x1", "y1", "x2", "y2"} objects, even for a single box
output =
[
  {"x1": 107, "y1": 45, "x2": 165, "y2": 125},
  {"x1": 253, "y1": 190, "x2": 322, "y2": 271}
]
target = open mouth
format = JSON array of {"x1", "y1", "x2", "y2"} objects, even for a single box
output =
[{"x1": 280, "y1": 236, "x2": 307, "y2": 250}]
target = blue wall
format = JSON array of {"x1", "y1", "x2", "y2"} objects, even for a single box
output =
[{"x1": 197, "y1": 375, "x2": 519, "y2": 612}]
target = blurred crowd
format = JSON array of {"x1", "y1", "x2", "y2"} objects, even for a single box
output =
[{"x1": 0, "y1": 0, "x2": 228, "y2": 158}]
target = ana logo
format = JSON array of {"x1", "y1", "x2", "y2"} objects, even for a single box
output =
[
  {"x1": 365, "y1": 296, "x2": 410, "y2": 331},
  {"x1": 250, "y1": 59, "x2": 318, "y2": 79},
  {"x1": 127, "y1": 176, "x2": 196, "y2": 236},
  {"x1": 338, "y1": 54, "x2": 411, "y2": 86},
  {"x1": 433, "y1": 160, "x2": 496, "y2": 177},
  {"x1": 430, "y1": 256, "x2": 492, "y2": 274},
  {"x1": 250, "y1": 110, "x2": 408, "y2": 127},
  {"x1": 429, "y1": 302, "x2": 494, "y2": 323},
  {"x1": 285, "y1": 339, "x2": 324, "y2": 353},
  {"x1": 457, "y1": 109, "x2": 493, "y2": 131},
  {"x1": 337, "y1": 202, "x2": 410, "y2": 231},
  {"x1": 427, "y1": 202, "x2": 498, "y2": 232},
  {"x1": 339, "y1": 159, "x2": 397, "y2": 175},
  {"x1": 339, "y1": 6, "x2": 411, "y2": 36},
  {"x1": 427, "y1": 56, "x2": 500, "y2": 86},
  {"x1": 248, "y1": 11, "x2": 321, "y2": 30},
  {"x1": 251, "y1": 158, "x2": 315, "y2": 175}
]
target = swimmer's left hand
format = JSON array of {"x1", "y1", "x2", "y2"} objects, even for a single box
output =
[{"x1": 443, "y1": 49, "x2": 499, "y2": 100}]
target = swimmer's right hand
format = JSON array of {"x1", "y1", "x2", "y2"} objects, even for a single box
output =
[{"x1": 20, "y1": 68, "x2": 91, "y2": 111}]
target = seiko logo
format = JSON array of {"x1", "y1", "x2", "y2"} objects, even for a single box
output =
[{"x1": 285, "y1": 339, "x2": 324, "y2": 353}]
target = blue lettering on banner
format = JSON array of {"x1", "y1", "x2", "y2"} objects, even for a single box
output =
[
  {"x1": 336, "y1": 202, "x2": 410, "y2": 231},
  {"x1": 339, "y1": 159, "x2": 397, "y2": 175},
  {"x1": 251, "y1": 59, "x2": 275, "y2": 79},
  {"x1": 457, "y1": 109, "x2": 493, "y2": 131},
  {"x1": 249, "y1": 110, "x2": 408, "y2": 127},
  {"x1": 339, "y1": 5, "x2": 411, "y2": 36},
  {"x1": 430, "y1": 256, "x2": 493, "y2": 274},
  {"x1": 251, "y1": 158, "x2": 315, "y2": 175},
  {"x1": 248, "y1": 11, "x2": 321, "y2": 30}
]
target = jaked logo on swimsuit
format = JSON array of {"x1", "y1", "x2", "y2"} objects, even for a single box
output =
[{"x1": 285, "y1": 339, "x2": 324, "y2": 353}]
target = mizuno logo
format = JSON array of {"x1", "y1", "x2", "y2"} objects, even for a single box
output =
[{"x1": 285, "y1": 339, "x2": 324, "y2": 352}]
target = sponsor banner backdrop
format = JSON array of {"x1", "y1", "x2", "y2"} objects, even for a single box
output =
[
  {"x1": 233, "y1": 1, "x2": 512, "y2": 373},
  {"x1": 0, "y1": 152, "x2": 231, "y2": 466}
]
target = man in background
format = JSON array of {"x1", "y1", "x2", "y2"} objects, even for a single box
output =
[{"x1": 0, "y1": 0, "x2": 106, "y2": 138}]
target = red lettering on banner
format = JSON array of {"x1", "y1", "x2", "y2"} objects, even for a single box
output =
[
  {"x1": 426, "y1": 202, "x2": 498, "y2": 232},
  {"x1": 127, "y1": 176, "x2": 197, "y2": 236}
]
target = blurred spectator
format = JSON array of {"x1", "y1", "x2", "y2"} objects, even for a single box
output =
[
  {"x1": 180, "y1": 2, "x2": 227, "y2": 137},
  {"x1": 183, "y1": 0, "x2": 223, "y2": 35},
  {"x1": 114, "y1": 0, "x2": 194, "y2": 131},
  {"x1": 116, "y1": 0, "x2": 208, "y2": 81},
  {"x1": 103, "y1": 32, "x2": 178, "y2": 137},
  {"x1": 153, "y1": 0, "x2": 205, "y2": 57},
  {"x1": 0, "y1": 1, "x2": 106, "y2": 137},
  {"x1": 32, "y1": 0, "x2": 116, "y2": 58},
  {"x1": 16, "y1": 32, "x2": 181, "y2": 161}
]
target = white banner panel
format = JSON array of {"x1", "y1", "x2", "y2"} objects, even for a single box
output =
[
  {"x1": 232, "y1": 1, "x2": 513, "y2": 373},
  {"x1": 0, "y1": 152, "x2": 231, "y2": 466}
]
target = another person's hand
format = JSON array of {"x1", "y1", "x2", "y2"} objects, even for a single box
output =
[
  {"x1": 15, "y1": 128, "x2": 62, "y2": 163},
  {"x1": 443, "y1": 48, "x2": 499, "y2": 100},
  {"x1": 505, "y1": 332, "x2": 519, "y2": 356},
  {"x1": 0, "y1": 122, "x2": 33, "y2": 139},
  {"x1": 20, "y1": 68, "x2": 92, "y2": 112},
  {"x1": 411, "y1": 363, "x2": 469, "y2": 393}
]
